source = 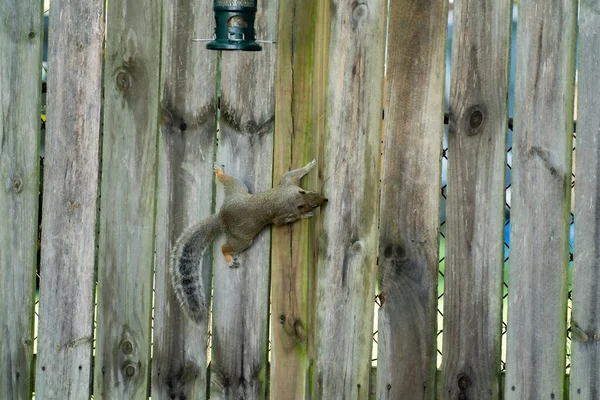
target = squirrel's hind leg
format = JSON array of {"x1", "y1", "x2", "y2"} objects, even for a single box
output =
[
  {"x1": 278, "y1": 159, "x2": 316, "y2": 186},
  {"x1": 214, "y1": 163, "x2": 250, "y2": 196},
  {"x1": 221, "y1": 236, "x2": 253, "y2": 268}
]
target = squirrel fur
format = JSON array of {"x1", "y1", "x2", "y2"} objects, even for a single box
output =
[{"x1": 171, "y1": 160, "x2": 327, "y2": 323}]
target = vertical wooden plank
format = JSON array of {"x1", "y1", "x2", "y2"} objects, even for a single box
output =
[
  {"x1": 270, "y1": 0, "x2": 319, "y2": 398},
  {"x1": 34, "y1": 0, "x2": 105, "y2": 397},
  {"x1": 570, "y1": 1, "x2": 600, "y2": 397},
  {"x1": 92, "y1": 0, "x2": 161, "y2": 397},
  {"x1": 442, "y1": 0, "x2": 511, "y2": 397},
  {"x1": 310, "y1": 0, "x2": 386, "y2": 397},
  {"x1": 376, "y1": 0, "x2": 447, "y2": 398},
  {"x1": 152, "y1": 0, "x2": 218, "y2": 397},
  {"x1": 209, "y1": 1, "x2": 278, "y2": 398},
  {"x1": 0, "y1": 0, "x2": 43, "y2": 398},
  {"x1": 505, "y1": 0, "x2": 577, "y2": 398}
]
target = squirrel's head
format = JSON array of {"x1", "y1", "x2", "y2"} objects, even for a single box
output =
[
  {"x1": 295, "y1": 189, "x2": 327, "y2": 211},
  {"x1": 273, "y1": 188, "x2": 327, "y2": 225}
]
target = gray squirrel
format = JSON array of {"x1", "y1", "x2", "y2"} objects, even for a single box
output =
[{"x1": 171, "y1": 160, "x2": 327, "y2": 323}]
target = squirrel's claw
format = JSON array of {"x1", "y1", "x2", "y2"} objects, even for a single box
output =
[{"x1": 223, "y1": 251, "x2": 240, "y2": 268}]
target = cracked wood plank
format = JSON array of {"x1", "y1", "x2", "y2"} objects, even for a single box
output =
[
  {"x1": 0, "y1": 0, "x2": 43, "y2": 398},
  {"x1": 505, "y1": 0, "x2": 577, "y2": 398},
  {"x1": 93, "y1": 0, "x2": 161, "y2": 398},
  {"x1": 34, "y1": 0, "x2": 105, "y2": 397},
  {"x1": 376, "y1": 0, "x2": 447, "y2": 398},
  {"x1": 151, "y1": 0, "x2": 218, "y2": 399},
  {"x1": 441, "y1": 0, "x2": 511, "y2": 398},
  {"x1": 311, "y1": 0, "x2": 386, "y2": 398},
  {"x1": 209, "y1": 0, "x2": 278, "y2": 398},
  {"x1": 270, "y1": 0, "x2": 319, "y2": 398},
  {"x1": 570, "y1": 1, "x2": 600, "y2": 398}
]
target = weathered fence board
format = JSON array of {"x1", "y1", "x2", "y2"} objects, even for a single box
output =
[
  {"x1": 151, "y1": 0, "x2": 218, "y2": 398},
  {"x1": 310, "y1": 0, "x2": 386, "y2": 397},
  {"x1": 209, "y1": 1, "x2": 278, "y2": 398},
  {"x1": 570, "y1": 1, "x2": 600, "y2": 397},
  {"x1": 376, "y1": 0, "x2": 447, "y2": 398},
  {"x1": 34, "y1": 0, "x2": 105, "y2": 397},
  {"x1": 0, "y1": 0, "x2": 43, "y2": 398},
  {"x1": 505, "y1": 0, "x2": 577, "y2": 398},
  {"x1": 93, "y1": 0, "x2": 161, "y2": 397},
  {"x1": 270, "y1": 0, "x2": 319, "y2": 398},
  {"x1": 1, "y1": 0, "x2": 595, "y2": 398},
  {"x1": 442, "y1": 0, "x2": 511, "y2": 397}
]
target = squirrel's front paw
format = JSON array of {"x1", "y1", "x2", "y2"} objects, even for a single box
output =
[{"x1": 229, "y1": 258, "x2": 240, "y2": 268}]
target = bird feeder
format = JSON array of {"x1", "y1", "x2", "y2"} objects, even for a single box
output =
[{"x1": 207, "y1": 0, "x2": 262, "y2": 51}]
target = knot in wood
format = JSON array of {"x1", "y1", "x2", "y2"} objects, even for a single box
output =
[
  {"x1": 12, "y1": 177, "x2": 23, "y2": 194},
  {"x1": 464, "y1": 105, "x2": 486, "y2": 136},
  {"x1": 351, "y1": 2, "x2": 369, "y2": 29},
  {"x1": 121, "y1": 339, "x2": 134, "y2": 355},
  {"x1": 66, "y1": 200, "x2": 79, "y2": 213},
  {"x1": 383, "y1": 244, "x2": 409, "y2": 264},
  {"x1": 469, "y1": 110, "x2": 483, "y2": 130},
  {"x1": 116, "y1": 71, "x2": 130, "y2": 92},
  {"x1": 123, "y1": 362, "x2": 137, "y2": 377},
  {"x1": 457, "y1": 373, "x2": 469, "y2": 390},
  {"x1": 351, "y1": 240, "x2": 363, "y2": 253}
]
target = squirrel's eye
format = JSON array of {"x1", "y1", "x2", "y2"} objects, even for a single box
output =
[
  {"x1": 298, "y1": 205, "x2": 304, "y2": 209},
  {"x1": 299, "y1": 190, "x2": 306, "y2": 195}
]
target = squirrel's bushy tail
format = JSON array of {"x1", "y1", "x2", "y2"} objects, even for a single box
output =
[{"x1": 170, "y1": 214, "x2": 222, "y2": 323}]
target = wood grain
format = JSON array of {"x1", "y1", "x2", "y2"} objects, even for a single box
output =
[
  {"x1": 34, "y1": 0, "x2": 105, "y2": 397},
  {"x1": 270, "y1": 0, "x2": 319, "y2": 398},
  {"x1": 93, "y1": 0, "x2": 161, "y2": 397},
  {"x1": 310, "y1": 0, "x2": 386, "y2": 397},
  {"x1": 151, "y1": 0, "x2": 218, "y2": 398},
  {"x1": 441, "y1": 0, "x2": 511, "y2": 398},
  {"x1": 570, "y1": 1, "x2": 600, "y2": 397},
  {"x1": 0, "y1": 0, "x2": 43, "y2": 398},
  {"x1": 505, "y1": 0, "x2": 577, "y2": 398},
  {"x1": 209, "y1": 0, "x2": 278, "y2": 398},
  {"x1": 376, "y1": 0, "x2": 447, "y2": 398}
]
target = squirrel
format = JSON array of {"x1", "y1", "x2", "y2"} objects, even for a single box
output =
[{"x1": 171, "y1": 160, "x2": 327, "y2": 323}]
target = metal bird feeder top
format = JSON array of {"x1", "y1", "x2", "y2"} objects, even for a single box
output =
[{"x1": 207, "y1": 0, "x2": 262, "y2": 51}]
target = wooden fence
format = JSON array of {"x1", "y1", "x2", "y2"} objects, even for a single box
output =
[{"x1": 0, "y1": 0, "x2": 595, "y2": 398}]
